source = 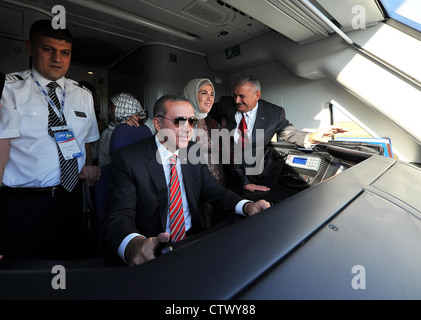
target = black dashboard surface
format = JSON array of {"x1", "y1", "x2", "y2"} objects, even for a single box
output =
[{"x1": 1, "y1": 155, "x2": 421, "y2": 299}]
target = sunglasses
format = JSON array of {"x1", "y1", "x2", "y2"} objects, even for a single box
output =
[{"x1": 158, "y1": 115, "x2": 198, "y2": 127}]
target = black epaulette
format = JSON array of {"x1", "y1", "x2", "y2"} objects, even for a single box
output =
[
  {"x1": 5, "y1": 74, "x2": 24, "y2": 82},
  {"x1": 1, "y1": 73, "x2": 24, "y2": 100},
  {"x1": 74, "y1": 82, "x2": 92, "y2": 94}
]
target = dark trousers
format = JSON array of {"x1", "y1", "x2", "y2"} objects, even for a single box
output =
[{"x1": 0, "y1": 183, "x2": 91, "y2": 259}]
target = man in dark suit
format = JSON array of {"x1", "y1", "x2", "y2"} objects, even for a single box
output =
[
  {"x1": 221, "y1": 75, "x2": 347, "y2": 193},
  {"x1": 104, "y1": 95, "x2": 270, "y2": 265}
]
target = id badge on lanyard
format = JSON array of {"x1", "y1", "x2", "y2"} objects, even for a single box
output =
[{"x1": 51, "y1": 126, "x2": 83, "y2": 160}]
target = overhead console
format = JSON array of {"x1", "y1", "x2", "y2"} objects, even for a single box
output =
[{"x1": 221, "y1": 0, "x2": 384, "y2": 44}]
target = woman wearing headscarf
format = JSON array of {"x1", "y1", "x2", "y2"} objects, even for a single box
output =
[
  {"x1": 97, "y1": 92, "x2": 151, "y2": 167},
  {"x1": 182, "y1": 78, "x2": 228, "y2": 229},
  {"x1": 182, "y1": 78, "x2": 225, "y2": 186}
]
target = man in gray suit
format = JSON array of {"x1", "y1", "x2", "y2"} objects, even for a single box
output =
[{"x1": 222, "y1": 75, "x2": 346, "y2": 193}]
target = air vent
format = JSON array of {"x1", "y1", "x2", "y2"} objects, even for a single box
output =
[{"x1": 182, "y1": 1, "x2": 229, "y2": 25}]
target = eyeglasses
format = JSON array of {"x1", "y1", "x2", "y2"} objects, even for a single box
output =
[{"x1": 158, "y1": 115, "x2": 198, "y2": 127}]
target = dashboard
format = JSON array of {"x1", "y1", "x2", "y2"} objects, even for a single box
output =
[
  {"x1": 4, "y1": 141, "x2": 418, "y2": 300},
  {"x1": 262, "y1": 141, "x2": 383, "y2": 193}
]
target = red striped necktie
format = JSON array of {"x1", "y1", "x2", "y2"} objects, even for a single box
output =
[
  {"x1": 238, "y1": 112, "x2": 248, "y2": 147},
  {"x1": 169, "y1": 154, "x2": 186, "y2": 242}
]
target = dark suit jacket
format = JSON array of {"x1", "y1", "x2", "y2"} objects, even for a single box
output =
[
  {"x1": 222, "y1": 98, "x2": 308, "y2": 147},
  {"x1": 219, "y1": 98, "x2": 309, "y2": 185},
  {"x1": 103, "y1": 135, "x2": 243, "y2": 255}
]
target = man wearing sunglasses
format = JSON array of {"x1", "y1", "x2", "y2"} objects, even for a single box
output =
[{"x1": 104, "y1": 95, "x2": 270, "y2": 266}]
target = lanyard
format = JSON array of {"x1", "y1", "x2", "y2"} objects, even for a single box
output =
[{"x1": 30, "y1": 73, "x2": 66, "y2": 122}]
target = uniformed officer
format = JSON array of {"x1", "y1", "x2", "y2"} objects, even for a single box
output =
[{"x1": 0, "y1": 20, "x2": 101, "y2": 259}]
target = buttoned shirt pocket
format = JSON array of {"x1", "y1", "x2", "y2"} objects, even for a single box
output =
[{"x1": 17, "y1": 106, "x2": 49, "y2": 139}]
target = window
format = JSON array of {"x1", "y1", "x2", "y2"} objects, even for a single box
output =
[
  {"x1": 380, "y1": 0, "x2": 421, "y2": 33},
  {"x1": 329, "y1": 100, "x2": 394, "y2": 158},
  {"x1": 329, "y1": 100, "x2": 374, "y2": 139}
]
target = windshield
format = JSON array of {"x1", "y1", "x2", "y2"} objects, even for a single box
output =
[{"x1": 380, "y1": 0, "x2": 421, "y2": 32}]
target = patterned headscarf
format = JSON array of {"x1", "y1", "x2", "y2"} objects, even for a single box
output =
[{"x1": 111, "y1": 92, "x2": 147, "y2": 121}]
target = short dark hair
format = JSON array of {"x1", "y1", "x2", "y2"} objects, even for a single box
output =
[
  {"x1": 153, "y1": 95, "x2": 190, "y2": 117},
  {"x1": 29, "y1": 19, "x2": 73, "y2": 44}
]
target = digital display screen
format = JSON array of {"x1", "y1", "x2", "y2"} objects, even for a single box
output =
[{"x1": 292, "y1": 157, "x2": 307, "y2": 165}]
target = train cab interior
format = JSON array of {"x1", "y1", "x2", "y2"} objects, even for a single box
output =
[{"x1": 1, "y1": 0, "x2": 421, "y2": 299}]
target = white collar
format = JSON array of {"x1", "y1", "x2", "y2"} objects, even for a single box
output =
[
  {"x1": 31, "y1": 68, "x2": 66, "y2": 90},
  {"x1": 246, "y1": 101, "x2": 259, "y2": 119},
  {"x1": 155, "y1": 135, "x2": 179, "y2": 163},
  {"x1": 237, "y1": 101, "x2": 259, "y2": 120}
]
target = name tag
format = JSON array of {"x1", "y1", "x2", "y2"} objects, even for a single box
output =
[
  {"x1": 74, "y1": 111, "x2": 87, "y2": 118},
  {"x1": 53, "y1": 129, "x2": 83, "y2": 160}
]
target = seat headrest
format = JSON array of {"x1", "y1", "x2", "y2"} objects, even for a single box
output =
[
  {"x1": 217, "y1": 96, "x2": 235, "y2": 117},
  {"x1": 109, "y1": 123, "x2": 152, "y2": 155}
]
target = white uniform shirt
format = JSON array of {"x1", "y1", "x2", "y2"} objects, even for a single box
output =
[{"x1": 0, "y1": 68, "x2": 100, "y2": 188}]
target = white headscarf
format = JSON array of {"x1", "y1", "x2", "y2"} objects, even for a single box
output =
[{"x1": 182, "y1": 78, "x2": 215, "y2": 120}]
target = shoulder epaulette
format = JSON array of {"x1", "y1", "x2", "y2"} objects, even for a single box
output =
[
  {"x1": 72, "y1": 80, "x2": 92, "y2": 94},
  {"x1": 5, "y1": 74, "x2": 24, "y2": 82}
]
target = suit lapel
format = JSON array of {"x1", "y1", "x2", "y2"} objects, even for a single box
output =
[
  {"x1": 179, "y1": 149, "x2": 195, "y2": 217},
  {"x1": 145, "y1": 138, "x2": 168, "y2": 231},
  {"x1": 252, "y1": 103, "x2": 267, "y2": 144}
]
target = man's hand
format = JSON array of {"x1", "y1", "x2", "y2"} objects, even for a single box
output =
[
  {"x1": 243, "y1": 199, "x2": 271, "y2": 217},
  {"x1": 78, "y1": 165, "x2": 101, "y2": 187},
  {"x1": 308, "y1": 125, "x2": 348, "y2": 144},
  {"x1": 125, "y1": 114, "x2": 141, "y2": 127},
  {"x1": 243, "y1": 183, "x2": 270, "y2": 192},
  {"x1": 0, "y1": 138, "x2": 10, "y2": 189},
  {"x1": 125, "y1": 232, "x2": 171, "y2": 266}
]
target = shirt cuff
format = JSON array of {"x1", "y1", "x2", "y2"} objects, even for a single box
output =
[
  {"x1": 235, "y1": 199, "x2": 253, "y2": 216},
  {"x1": 117, "y1": 233, "x2": 146, "y2": 263},
  {"x1": 304, "y1": 133, "x2": 317, "y2": 149}
]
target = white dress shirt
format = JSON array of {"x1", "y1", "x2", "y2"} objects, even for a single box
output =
[
  {"x1": 234, "y1": 101, "x2": 315, "y2": 148},
  {"x1": 0, "y1": 68, "x2": 99, "y2": 188},
  {"x1": 233, "y1": 102, "x2": 259, "y2": 144}
]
